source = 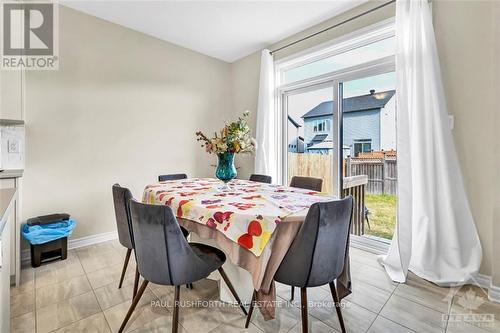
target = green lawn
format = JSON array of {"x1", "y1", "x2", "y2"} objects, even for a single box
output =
[{"x1": 364, "y1": 194, "x2": 396, "y2": 240}]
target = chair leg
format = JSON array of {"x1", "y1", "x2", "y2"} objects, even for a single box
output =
[
  {"x1": 291, "y1": 286, "x2": 295, "y2": 301},
  {"x1": 329, "y1": 282, "x2": 346, "y2": 333},
  {"x1": 218, "y1": 267, "x2": 248, "y2": 316},
  {"x1": 172, "y1": 285, "x2": 180, "y2": 333},
  {"x1": 245, "y1": 290, "x2": 256, "y2": 329},
  {"x1": 118, "y1": 279, "x2": 149, "y2": 333},
  {"x1": 133, "y1": 266, "x2": 140, "y2": 298},
  {"x1": 118, "y1": 249, "x2": 132, "y2": 289},
  {"x1": 300, "y1": 287, "x2": 308, "y2": 333}
]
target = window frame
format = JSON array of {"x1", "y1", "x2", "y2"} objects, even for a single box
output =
[
  {"x1": 275, "y1": 18, "x2": 396, "y2": 194},
  {"x1": 275, "y1": 18, "x2": 395, "y2": 89},
  {"x1": 353, "y1": 139, "x2": 373, "y2": 156}
]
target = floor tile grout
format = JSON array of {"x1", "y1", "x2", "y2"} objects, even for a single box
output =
[
  {"x1": 85, "y1": 268, "x2": 114, "y2": 333},
  {"x1": 12, "y1": 241, "x2": 500, "y2": 333},
  {"x1": 42, "y1": 254, "x2": 99, "y2": 333},
  {"x1": 34, "y1": 267, "x2": 38, "y2": 333},
  {"x1": 364, "y1": 284, "x2": 411, "y2": 333},
  {"x1": 389, "y1": 286, "x2": 451, "y2": 315}
]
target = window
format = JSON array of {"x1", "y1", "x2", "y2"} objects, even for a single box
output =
[
  {"x1": 277, "y1": 19, "x2": 395, "y2": 194},
  {"x1": 353, "y1": 139, "x2": 372, "y2": 156},
  {"x1": 313, "y1": 120, "x2": 327, "y2": 132},
  {"x1": 283, "y1": 36, "x2": 395, "y2": 84},
  {"x1": 277, "y1": 19, "x2": 397, "y2": 243}
]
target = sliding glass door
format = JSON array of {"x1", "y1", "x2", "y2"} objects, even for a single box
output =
[
  {"x1": 280, "y1": 70, "x2": 397, "y2": 242},
  {"x1": 282, "y1": 83, "x2": 337, "y2": 194},
  {"x1": 341, "y1": 71, "x2": 397, "y2": 241},
  {"x1": 277, "y1": 20, "x2": 396, "y2": 246}
]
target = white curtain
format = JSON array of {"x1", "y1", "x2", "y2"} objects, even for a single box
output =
[
  {"x1": 254, "y1": 50, "x2": 278, "y2": 182},
  {"x1": 381, "y1": 0, "x2": 482, "y2": 285}
]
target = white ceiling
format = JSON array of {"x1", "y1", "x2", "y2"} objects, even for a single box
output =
[{"x1": 61, "y1": 1, "x2": 367, "y2": 63}]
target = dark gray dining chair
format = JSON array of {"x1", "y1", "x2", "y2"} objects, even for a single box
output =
[
  {"x1": 112, "y1": 184, "x2": 191, "y2": 297},
  {"x1": 249, "y1": 174, "x2": 272, "y2": 184},
  {"x1": 112, "y1": 184, "x2": 138, "y2": 293},
  {"x1": 119, "y1": 200, "x2": 248, "y2": 333},
  {"x1": 287, "y1": 176, "x2": 324, "y2": 300},
  {"x1": 289, "y1": 176, "x2": 323, "y2": 192},
  {"x1": 245, "y1": 197, "x2": 353, "y2": 333},
  {"x1": 158, "y1": 173, "x2": 188, "y2": 182}
]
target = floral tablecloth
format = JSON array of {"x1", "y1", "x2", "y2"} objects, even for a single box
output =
[{"x1": 142, "y1": 178, "x2": 333, "y2": 256}]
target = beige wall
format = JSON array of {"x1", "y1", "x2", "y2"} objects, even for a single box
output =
[
  {"x1": 230, "y1": 0, "x2": 499, "y2": 279},
  {"x1": 15, "y1": 1, "x2": 500, "y2": 282},
  {"x1": 21, "y1": 5, "x2": 233, "y2": 243},
  {"x1": 433, "y1": 0, "x2": 496, "y2": 280},
  {"x1": 230, "y1": 53, "x2": 261, "y2": 180},
  {"x1": 492, "y1": 0, "x2": 500, "y2": 287}
]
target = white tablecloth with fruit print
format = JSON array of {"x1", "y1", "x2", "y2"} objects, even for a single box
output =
[{"x1": 142, "y1": 178, "x2": 333, "y2": 257}]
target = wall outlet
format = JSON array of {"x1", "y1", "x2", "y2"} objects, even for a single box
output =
[
  {"x1": 8, "y1": 139, "x2": 20, "y2": 153},
  {"x1": 448, "y1": 115, "x2": 454, "y2": 130}
]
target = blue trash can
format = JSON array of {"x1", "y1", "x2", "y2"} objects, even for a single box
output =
[{"x1": 22, "y1": 215, "x2": 77, "y2": 267}]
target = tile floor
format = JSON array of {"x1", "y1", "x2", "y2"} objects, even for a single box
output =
[{"x1": 10, "y1": 240, "x2": 500, "y2": 333}]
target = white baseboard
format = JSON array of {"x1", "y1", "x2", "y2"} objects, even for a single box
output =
[
  {"x1": 21, "y1": 231, "x2": 118, "y2": 262},
  {"x1": 476, "y1": 274, "x2": 500, "y2": 304}
]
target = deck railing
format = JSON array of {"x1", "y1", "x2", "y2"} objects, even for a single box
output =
[
  {"x1": 342, "y1": 175, "x2": 368, "y2": 235},
  {"x1": 287, "y1": 153, "x2": 368, "y2": 235}
]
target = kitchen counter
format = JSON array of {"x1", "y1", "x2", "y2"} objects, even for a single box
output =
[
  {"x1": 0, "y1": 188, "x2": 17, "y2": 235},
  {"x1": 0, "y1": 169, "x2": 23, "y2": 179}
]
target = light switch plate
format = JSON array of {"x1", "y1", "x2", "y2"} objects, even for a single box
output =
[{"x1": 7, "y1": 139, "x2": 20, "y2": 153}]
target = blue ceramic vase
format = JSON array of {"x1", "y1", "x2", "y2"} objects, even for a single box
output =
[{"x1": 215, "y1": 152, "x2": 237, "y2": 183}]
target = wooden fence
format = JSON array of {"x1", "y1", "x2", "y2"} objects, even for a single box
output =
[
  {"x1": 287, "y1": 152, "x2": 397, "y2": 195},
  {"x1": 288, "y1": 153, "x2": 334, "y2": 194},
  {"x1": 346, "y1": 156, "x2": 397, "y2": 195},
  {"x1": 287, "y1": 153, "x2": 369, "y2": 235}
]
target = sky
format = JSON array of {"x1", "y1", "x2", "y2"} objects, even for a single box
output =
[{"x1": 284, "y1": 36, "x2": 395, "y2": 84}]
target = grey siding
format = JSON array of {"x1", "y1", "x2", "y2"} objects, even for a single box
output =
[
  {"x1": 343, "y1": 109, "x2": 380, "y2": 153},
  {"x1": 303, "y1": 115, "x2": 332, "y2": 146}
]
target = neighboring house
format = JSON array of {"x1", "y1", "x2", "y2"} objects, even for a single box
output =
[
  {"x1": 301, "y1": 90, "x2": 396, "y2": 156},
  {"x1": 307, "y1": 136, "x2": 350, "y2": 156},
  {"x1": 288, "y1": 136, "x2": 305, "y2": 153},
  {"x1": 287, "y1": 115, "x2": 305, "y2": 153}
]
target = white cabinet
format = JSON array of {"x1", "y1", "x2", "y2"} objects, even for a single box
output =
[
  {"x1": 0, "y1": 211, "x2": 12, "y2": 332},
  {"x1": 0, "y1": 188, "x2": 16, "y2": 333},
  {"x1": 0, "y1": 178, "x2": 21, "y2": 286},
  {"x1": 0, "y1": 7, "x2": 24, "y2": 122}
]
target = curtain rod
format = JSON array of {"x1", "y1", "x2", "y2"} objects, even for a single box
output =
[{"x1": 269, "y1": 0, "x2": 396, "y2": 55}]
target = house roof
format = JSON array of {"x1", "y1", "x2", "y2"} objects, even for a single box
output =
[
  {"x1": 308, "y1": 140, "x2": 350, "y2": 150},
  {"x1": 308, "y1": 141, "x2": 333, "y2": 150},
  {"x1": 301, "y1": 90, "x2": 395, "y2": 119},
  {"x1": 287, "y1": 115, "x2": 301, "y2": 128},
  {"x1": 311, "y1": 134, "x2": 328, "y2": 142}
]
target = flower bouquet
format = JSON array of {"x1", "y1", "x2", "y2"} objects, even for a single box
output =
[{"x1": 196, "y1": 111, "x2": 256, "y2": 185}]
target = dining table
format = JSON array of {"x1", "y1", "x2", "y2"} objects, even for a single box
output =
[{"x1": 142, "y1": 177, "x2": 351, "y2": 320}]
